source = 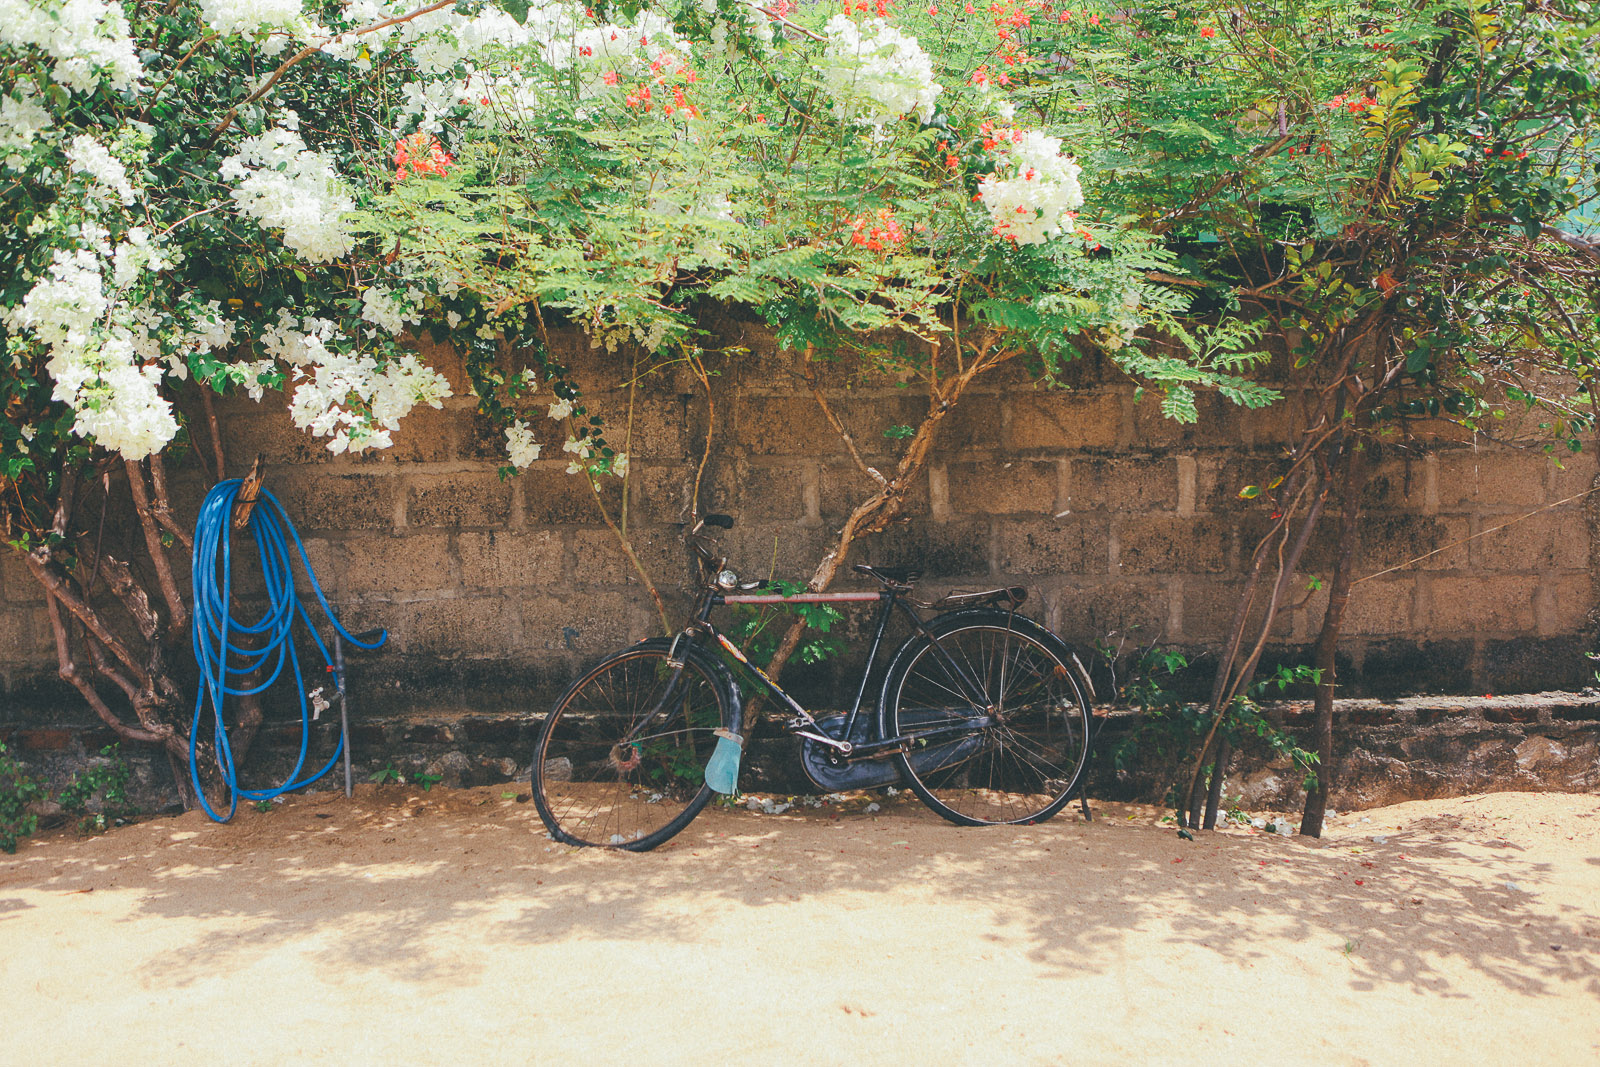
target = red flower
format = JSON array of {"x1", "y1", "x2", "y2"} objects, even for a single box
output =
[
  {"x1": 1199, "y1": 26, "x2": 1215, "y2": 38},
  {"x1": 847, "y1": 208, "x2": 908, "y2": 251},
  {"x1": 393, "y1": 133, "x2": 452, "y2": 182}
]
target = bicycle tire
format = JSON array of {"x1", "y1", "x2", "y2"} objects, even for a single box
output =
[
  {"x1": 879, "y1": 610, "x2": 1091, "y2": 826},
  {"x1": 532, "y1": 638, "x2": 739, "y2": 851}
]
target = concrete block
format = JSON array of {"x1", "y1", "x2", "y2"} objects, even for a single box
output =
[
  {"x1": 728, "y1": 462, "x2": 809, "y2": 522},
  {"x1": 1427, "y1": 574, "x2": 1538, "y2": 634},
  {"x1": 456, "y1": 407, "x2": 521, "y2": 464},
  {"x1": 1068, "y1": 456, "x2": 1179, "y2": 513},
  {"x1": 409, "y1": 332, "x2": 471, "y2": 396},
  {"x1": 520, "y1": 468, "x2": 622, "y2": 526},
  {"x1": 571, "y1": 526, "x2": 693, "y2": 590},
  {"x1": 221, "y1": 411, "x2": 332, "y2": 466},
  {"x1": 996, "y1": 517, "x2": 1110, "y2": 575},
  {"x1": 737, "y1": 396, "x2": 838, "y2": 456},
  {"x1": 1057, "y1": 579, "x2": 1173, "y2": 644},
  {"x1": 1236, "y1": 511, "x2": 1344, "y2": 575},
  {"x1": 1550, "y1": 452, "x2": 1600, "y2": 502},
  {"x1": 1473, "y1": 511, "x2": 1590, "y2": 571},
  {"x1": 725, "y1": 523, "x2": 836, "y2": 583},
  {"x1": 273, "y1": 473, "x2": 399, "y2": 532},
  {"x1": 1131, "y1": 390, "x2": 1243, "y2": 450},
  {"x1": 1358, "y1": 458, "x2": 1430, "y2": 511},
  {"x1": 377, "y1": 404, "x2": 457, "y2": 464},
  {"x1": 1361, "y1": 514, "x2": 1469, "y2": 571},
  {"x1": 0, "y1": 608, "x2": 50, "y2": 667},
  {"x1": 517, "y1": 592, "x2": 633, "y2": 656},
  {"x1": 576, "y1": 390, "x2": 691, "y2": 459},
  {"x1": 1, "y1": 551, "x2": 45, "y2": 605},
  {"x1": 1396, "y1": 417, "x2": 1481, "y2": 446},
  {"x1": 1343, "y1": 578, "x2": 1418, "y2": 636},
  {"x1": 1543, "y1": 577, "x2": 1595, "y2": 634},
  {"x1": 391, "y1": 597, "x2": 514, "y2": 656},
  {"x1": 1179, "y1": 578, "x2": 1290, "y2": 645},
  {"x1": 296, "y1": 538, "x2": 338, "y2": 595},
  {"x1": 459, "y1": 530, "x2": 564, "y2": 589},
  {"x1": 819, "y1": 463, "x2": 930, "y2": 520},
  {"x1": 1483, "y1": 636, "x2": 1590, "y2": 692},
  {"x1": 1006, "y1": 390, "x2": 1124, "y2": 452},
  {"x1": 859, "y1": 519, "x2": 992, "y2": 578},
  {"x1": 406, "y1": 473, "x2": 514, "y2": 528},
  {"x1": 1434, "y1": 451, "x2": 1549, "y2": 509},
  {"x1": 325, "y1": 534, "x2": 455, "y2": 594},
  {"x1": 836, "y1": 395, "x2": 933, "y2": 461},
  {"x1": 1118, "y1": 516, "x2": 1231, "y2": 575},
  {"x1": 941, "y1": 393, "x2": 1003, "y2": 452},
  {"x1": 945, "y1": 460, "x2": 1055, "y2": 516},
  {"x1": 628, "y1": 463, "x2": 696, "y2": 525},
  {"x1": 1236, "y1": 389, "x2": 1308, "y2": 448},
  {"x1": 1356, "y1": 639, "x2": 1475, "y2": 698},
  {"x1": 1193, "y1": 455, "x2": 1293, "y2": 513}
]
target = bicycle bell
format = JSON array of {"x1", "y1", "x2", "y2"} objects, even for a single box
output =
[{"x1": 715, "y1": 568, "x2": 740, "y2": 590}]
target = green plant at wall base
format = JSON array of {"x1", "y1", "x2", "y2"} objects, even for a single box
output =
[
  {"x1": 57, "y1": 744, "x2": 135, "y2": 835},
  {"x1": 0, "y1": 742, "x2": 45, "y2": 854},
  {"x1": 1113, "y1": 659, "x2": 1320, "y2": 793},
  {"x1": 370, "y1": 764, "x2": 400, "y2": 786},
  {"x1": 413, "y1": 772, "x2": 442, "y2": 792}
]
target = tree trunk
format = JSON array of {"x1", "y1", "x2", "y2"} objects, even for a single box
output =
[{"x1": 1300, "y1": 441, "x2": 1365, "y2": 837}]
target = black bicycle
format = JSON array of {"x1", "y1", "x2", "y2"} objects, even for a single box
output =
[{"x1": 531, "y1": 514, "x2": 1095, "y2": 850}]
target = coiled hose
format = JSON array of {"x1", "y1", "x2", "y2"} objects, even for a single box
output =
[{"x1": 190, "y1": 479, "x2": 385, "y2": 821}]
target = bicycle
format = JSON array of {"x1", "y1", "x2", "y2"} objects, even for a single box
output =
[{"x1": 531, "y1": 514, "x2": 1096, "y2": 850}]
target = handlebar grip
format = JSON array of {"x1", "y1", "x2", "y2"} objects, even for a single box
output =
[{"x1": 703, "y1": 513, "x2": 734, "y2": 529}]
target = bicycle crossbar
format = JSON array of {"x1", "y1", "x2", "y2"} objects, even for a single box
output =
[{"x1": 721, "y1": 591, "x2": 882, "y2": 604}]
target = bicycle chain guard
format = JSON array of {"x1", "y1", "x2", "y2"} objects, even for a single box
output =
[{"x1": 797, "y1": 711, "x2": 983, "y2": 792}]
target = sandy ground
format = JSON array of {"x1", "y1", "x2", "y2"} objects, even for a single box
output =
[{"x1": 1, "y1": 788, "x2": 1597, "y2": 1066}]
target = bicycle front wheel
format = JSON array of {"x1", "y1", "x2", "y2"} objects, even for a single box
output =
[
  {"x1": 881, "y1": 615, "x2": 1091, "y2": 826},
  {"x1": 532, "y1": 641, "x2": 735, "y2": 851}
]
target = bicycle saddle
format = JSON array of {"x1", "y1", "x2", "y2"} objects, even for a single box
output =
[{"x1": 853, "y1": 563, "x2": 921, "y2": 585}]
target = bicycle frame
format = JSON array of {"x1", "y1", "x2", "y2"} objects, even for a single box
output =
[{"x1": 675, "y1": 585, "x2": 1005, "y2": 761}]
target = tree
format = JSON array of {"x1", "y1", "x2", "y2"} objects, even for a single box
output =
[{"x1": 1057, "y1": 0, "x2": 1600, "y2": 833}]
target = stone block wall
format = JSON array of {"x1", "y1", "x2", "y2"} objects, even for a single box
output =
[{"x1": 3, "y1": 332, "x2": 1597, "y2": 746}]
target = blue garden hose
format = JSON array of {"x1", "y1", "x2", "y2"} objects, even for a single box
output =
[{"x1": 189, "y1": 479, "x2": 385, "y2": 822}]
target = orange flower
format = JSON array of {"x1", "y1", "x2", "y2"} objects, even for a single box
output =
[{"x1": 393, "y1": 133, "x2": 452, "y2": 182}]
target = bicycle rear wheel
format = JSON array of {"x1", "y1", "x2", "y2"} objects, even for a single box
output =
[
  {"x1": 881, "y1": 614, "x2": 1090, "y2": 826},
  {"x1": 532, "y1": 640, "x2": 736, "y2": 851}
]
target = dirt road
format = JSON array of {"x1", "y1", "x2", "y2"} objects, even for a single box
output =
[{"x1": 2, "y1": 788, "x2": 1597, "y2": 1065}]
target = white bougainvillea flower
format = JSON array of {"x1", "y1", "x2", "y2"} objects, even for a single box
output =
[
  {"x1": 978, "y1": 127, "x2": 1084, "y2": 245},
  {"x1": 0, "y1": 0, "x2": 142, "y2": 94},
  {"x1": 817, "y1": 15, "x2": 941, "y2": 127},
  {"x1": 505, "y1": 419, "x2": 541, "y2": 467},
  {"x1": 196, "y1": 0, "x2": 303, "y2": 38},
  {"x1": 219, "y1": 125, "x2": 355, "y2": 263}
]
